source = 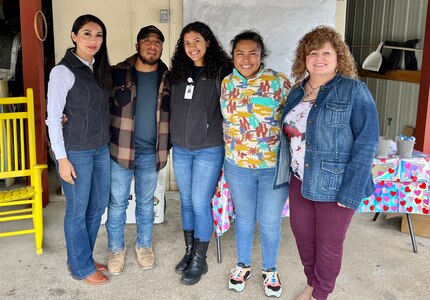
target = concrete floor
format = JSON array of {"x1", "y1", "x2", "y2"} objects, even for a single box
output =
[{"x1": 1, "y1": 172, "x2": 430, "y2": 300}]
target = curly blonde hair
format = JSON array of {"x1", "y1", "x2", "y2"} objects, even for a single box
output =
[{"x1": 291, "y1": 25, "x2": 357, "y2": 82}]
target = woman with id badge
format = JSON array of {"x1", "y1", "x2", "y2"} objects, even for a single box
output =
[{"x1": 170, "y1": 21, "x2": 231, "y2": 285}]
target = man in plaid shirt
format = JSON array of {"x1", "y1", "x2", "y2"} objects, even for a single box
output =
[{"x1": 106, "y1": 25, "x2": 170, "y2": 275}]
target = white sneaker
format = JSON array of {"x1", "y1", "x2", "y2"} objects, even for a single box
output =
[
  {"x1": 262, "y1": 271, "x2": 282, "y2": 298},
  {"x1": 228, "y1": 264, "x2": 252, "y2": 292}
]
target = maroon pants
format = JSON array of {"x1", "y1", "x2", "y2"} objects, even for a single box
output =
[{"x1": 289, "y1": 175, "x2": 354, "y2": 300}]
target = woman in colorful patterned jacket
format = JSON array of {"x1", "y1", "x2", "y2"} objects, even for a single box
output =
[{"x1": 220, "y1": 30, "x2": 291, "y2": 298}]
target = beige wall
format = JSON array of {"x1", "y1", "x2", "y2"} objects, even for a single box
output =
[
  {"x1": 52, "y1": 0, "x2": 183, "y2": 66},
  {"x1": 335, "y1": 0, "x2": 347, "y2": 38},
  {"x1": 53, "y1": 1, "x2": 347, "y2": 66}
]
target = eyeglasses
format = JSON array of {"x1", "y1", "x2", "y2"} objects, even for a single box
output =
[{"x1": 141, "y1": 38, "x2": 163, "y2": 46}]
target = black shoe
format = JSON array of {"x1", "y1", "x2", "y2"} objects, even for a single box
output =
[
  {"x1": 175, "y1": 230, "x2": 194, "y2": 274},
  {"x1": 180, "y1": 240, "x2": 209, "y2": 285}
]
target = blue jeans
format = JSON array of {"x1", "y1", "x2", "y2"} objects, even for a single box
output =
[
  {"x1": 59, "y1": 145, "x2": 110, "y2": 279},
  {"x1": 224, "y1": 160, "x2": 288, "y2": 271},
  {"x1": 106, "y1": 154, "x2": 158, "y2": 251},
  {"x1": 172, "y1": 145, "x2": 224, "y2": 242}
]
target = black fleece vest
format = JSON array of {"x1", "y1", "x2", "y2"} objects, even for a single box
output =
[{"x1": 59, "y1": 50, "x2": 110, "y2": 151}]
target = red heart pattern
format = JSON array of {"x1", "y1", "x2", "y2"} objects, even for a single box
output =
[
  {"x1": 358, "y1": 180, "x2": 430, "y2": 215},
  {"x1": 211, "y1": 171, "x2": 236, "y2": 238},
  {"x1": 215, "y1": 154, "x2": 430, "y2": 236}
]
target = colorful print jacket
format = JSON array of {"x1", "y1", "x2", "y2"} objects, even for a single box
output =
[{"x1": 220, "y1": 68, "x2": 291, "y2": 169}]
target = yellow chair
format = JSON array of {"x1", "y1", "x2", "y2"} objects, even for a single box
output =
[{"x1": 0, "y1": 88, "x2": 47, "y2": 255}]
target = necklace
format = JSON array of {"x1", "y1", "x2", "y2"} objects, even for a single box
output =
[
  {"x1": 305, "y1": 81, "x2": 320, "y2": 98},
  {"x1": 304, "y1": 74, "x2": 336, "y2": 98}
]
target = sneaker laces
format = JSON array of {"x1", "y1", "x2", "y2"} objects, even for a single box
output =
[
  {"x1": 230, "y1": 265, "x2": 251, "y2": 282},
  {"x1": 263, "y1": 271, "x2": 281, "y2": 289}
]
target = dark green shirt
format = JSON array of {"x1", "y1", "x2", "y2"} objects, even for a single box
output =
[{"x1": 134, "y1": 70, "x2": 157, "y2": 154}]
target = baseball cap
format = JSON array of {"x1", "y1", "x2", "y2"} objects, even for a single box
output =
[{"x1": 137, "y1": 25, "x2": 165, "y2": 43}]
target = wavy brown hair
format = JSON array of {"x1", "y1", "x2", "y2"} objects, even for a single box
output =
[{"x1": 291, "y1": 25, "x2": 357, "y2": 82}]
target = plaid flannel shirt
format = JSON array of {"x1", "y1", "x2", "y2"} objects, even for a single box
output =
[{"x1": 109, "y1": 54, "x2": 170, "y2": 170}]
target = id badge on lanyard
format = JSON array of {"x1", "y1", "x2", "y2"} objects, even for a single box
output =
[
  {"x1": 184, "y1": 76, "x2": 199, "y2": 99},
  {"x1": 184, "y1": 84, "x2": 194, "y2": 99}
]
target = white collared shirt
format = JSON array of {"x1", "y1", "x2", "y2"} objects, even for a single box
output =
[{"x1": 45, "y1": 52, "x2": 95, "y2": 159}]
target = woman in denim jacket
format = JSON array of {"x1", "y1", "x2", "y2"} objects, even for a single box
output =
[{"x1": 274, "y1": 26, "x2": 379, "y2": 300}]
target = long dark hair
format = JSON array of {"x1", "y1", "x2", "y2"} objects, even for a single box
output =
[
  {"x1": 71, "y1": 14, "x2": 112, "y2": 89},
  {"x1": 170, "y1": 21, "x2": 231, "y2": 84}
]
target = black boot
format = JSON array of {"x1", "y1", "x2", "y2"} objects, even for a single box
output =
[
  {"x1": 180, "y1": 239, "x2": 209, "y2": 285},
  {"x1": 175, "y1": 230, "x2": 194, "y2": 274}
]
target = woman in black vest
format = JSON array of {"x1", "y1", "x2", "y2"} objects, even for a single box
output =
[
  {"x1": 46, "y1": 14, "x2": 112, "y2": 285},
  {"x1": 170, "y1": 21, "x2": 231, "y2": 285}
]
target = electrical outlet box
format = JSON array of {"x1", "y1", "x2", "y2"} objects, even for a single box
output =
[{"x1": 160, "y1": 9, "x2": 169, "y2": 23}]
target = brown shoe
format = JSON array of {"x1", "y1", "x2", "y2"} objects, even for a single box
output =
[
  {"x1": 95, "y1": 262, "x2": 108, "y2": 273},
  {"x1": 83, "y1": 271, "x2": 110, "y2": 285},
  {"x1": 68, "y1": 262, "x2": 107, "y2": 273},
  {"x1": 135, "y1": 246, "x2": 155, "y2": 269}
]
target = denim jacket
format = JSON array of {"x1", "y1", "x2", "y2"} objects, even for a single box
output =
[{"x1": 273, "y1": 73, "x2": 379, "y2": 209}]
